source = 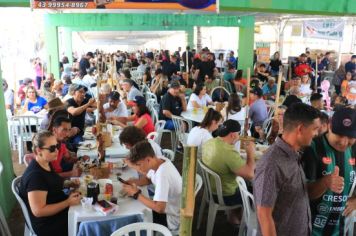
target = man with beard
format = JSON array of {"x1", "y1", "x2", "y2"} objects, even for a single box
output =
[
  {"x1": 102, "y1": 91, "x2": 128, "y2": 120},
  {"x1": 254, "y1": 103, "x2": 320, "y2": 236},
  {"x1": 302, "y1": 107, "x2": 356, "y2": 236}
]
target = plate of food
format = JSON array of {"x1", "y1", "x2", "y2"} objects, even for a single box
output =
[
  {"x1": 78, "y1": 142, "x2": 97, "y2": 150},
  {"x1": 83, "y1": 133, "x2": 96, "y2": 140},
  {"x1": 115, "y1": 159, "x2": 128, "y2": 169}
]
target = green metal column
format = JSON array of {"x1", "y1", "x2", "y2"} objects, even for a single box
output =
[
  {"x1": 238, "y1": 20, "x2": 255, "y2": 75},
  {"x1": 44, "y1": 19, "x2": 60, "y2": 79},
  {"x1": 186, "y1": 27, "x2": 195, "y2": 49},
  {"x1": 62, "y1": 28, "x2": 73, "y2": 64},
  {"x1": 0, "y1": 61, "x2": 16, "y2": 217}
]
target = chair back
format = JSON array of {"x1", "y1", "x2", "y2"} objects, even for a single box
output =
[
  {"x1": 0, "y1": 162, "x2": 12, "y2": 236},
  {"x1": 262, "y1": 117, "x2": 273, "y2": 139},
  {"x1": 147, "y1": 105, "x2": 159, "y2": 125},
  {"x1": 236, "y1": 176, "x2": 256, "y2": 224},
  {"x1": 147, "y1": 132, "x2": 159, "y2": 143},
  {"x1": 162, "y1": 149, "x2": 175, "y2": 162},
  {"x1": 145, "y1": 92, "x2": 158, "y2": 104},
  {"x1": 171, "y1": 115, "x2": 192, "y2": 145},
  {"x1": 110, "y1": 222, "x2": 172, "y2": 236},
  {"x1": 195, "y1": 174, "x2": 203, "y2": 196},
  {"x1": 154, "y1": 120, "x2": 166, "y2": 145},
  {"x1": 24, "y1": 154, "x2": 36, "y2": 167},
  {"x1": 15, "y1": 116, "x2": 40, "y2": 142},
  {"x1": 197, "y1": 159, "x2": 225, "y2": 206},
  {"x1": 11, "y1": 176, "x2": 37, "y2": 235},
  {"x1": 146, "y1": 98, "x2": 157, "y2": 109}
]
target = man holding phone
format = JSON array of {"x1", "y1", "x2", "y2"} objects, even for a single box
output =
[{"x1": 121, "y1": 141, "x2": 182, "y2": 231}]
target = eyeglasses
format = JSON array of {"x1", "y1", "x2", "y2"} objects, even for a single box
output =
[
  {"x1": 27, "y1": 91, "x2": 36, "y2": 94},
  {"x1": 41, "y1": 143, "x2": 60, "y2": 153}
]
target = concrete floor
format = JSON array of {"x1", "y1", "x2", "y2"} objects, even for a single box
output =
[{"x1": 7, "y1": 135, "x2": 238, "y2": 236}]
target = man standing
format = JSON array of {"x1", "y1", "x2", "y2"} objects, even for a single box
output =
[
  {"x1": 254, "y1": 103, "x2": 320, "y2": 236},
  {"x1": 182, "y1": 46, "x2": 193, "y2": 72},
  {"x1": 248, "y1": 87, "x2": 268, "y2": 139},
  {"x1": 302, "y1": 107, "x2": 356, "y2": 236},
  {"x1": 79, "y1": 52, "x2": 93, "y2": 78},
  {"x1": 345, "y1": 55, "x2": 356, "y2": 74}
]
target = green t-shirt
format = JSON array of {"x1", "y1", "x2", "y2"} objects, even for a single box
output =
[
  {"x1": 202, "y1": 137, "x2": 245, "y2": 196},
  {"x1": 223, "y1": 71, "x2": 235, "y2": 82}
]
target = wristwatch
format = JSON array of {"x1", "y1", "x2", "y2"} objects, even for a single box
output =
[{"x1": 132, "y1": 189, "x2": 142, "y2": 200}]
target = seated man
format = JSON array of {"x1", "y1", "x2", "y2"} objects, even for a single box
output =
[
  {"x1": 310, "y1": 93, "x2": 324, "y2": 110},
  {"x1": 121, "y1": 79, "x2": 143, "y2": 106},
  {"x1": 159, "y1": 80, "x2": 187, "y2": 130},
  {"x1": 249, "y1": 87, "x2": 268, "y2": 139},
  {"x1": 262, "y1": 77, "x2": 277, "y2": 101},
  {"x1": 67, "y1": 84, "x2": 96, "y2": 145},
  {"x1": 50, "y1": 116, "x2": 83, "y2": 177},
  {"x1": 256, "y1": 64, "x2": 269, "y2": 83},
  {"x1": 122, "y1": 141, "x2": 182, "y2": 231},
  {"x1": 203, "y1": 119, "x2": 255, "y2": 224},
  {"x1": 102, "y1": 91, "x2": 128, "y2": 121},
  {"x1": 204, "y1": 75, "x2": 219, "y2": 95}
]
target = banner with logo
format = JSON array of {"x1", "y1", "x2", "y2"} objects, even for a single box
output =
[
  {"x1": 256, "y1": 42, "x2": 271, "y2": 63},
  {"x1": 33, "y1": 0, "x2": 216, "y2": 11},
  {"x1": 303, "y1": 21, "x2": 344, "y2": 41}
]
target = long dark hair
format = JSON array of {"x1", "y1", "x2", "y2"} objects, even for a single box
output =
[
  {"x1": 226, "y1": 93, "x2": 242, "y2": 118},
  {"x1": 135, "y1": 103, "x2": 150, "y2": 118},
  {"x1": 193, "y1": 83, "x2": 205, "y2": 96},
  {"x1": 144, "y1": 67, "x2": 152, "y2": 81},
  {"x1": 200, "y1": 108, "x2": 222, "y2": 129}
]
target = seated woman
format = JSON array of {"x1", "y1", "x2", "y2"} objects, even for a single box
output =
[
  {"x1": 22, "y1": 85, "x2": 47, "y2": 114},
  {"x1": 109, "y1": 96, "x2": 155, "y2": 135},
  {"x1": 187, "y1": 108, "x2": 222, "y2": 158},
  {"x1": 187, "y1": 83, "x2": 214, "y2": 110},
  {"x1": 19, "y1": 131, "x2": 81, "y2": 236},
  {"x1": 221, "y1": 93, "x2": 246, "y2": 121}
]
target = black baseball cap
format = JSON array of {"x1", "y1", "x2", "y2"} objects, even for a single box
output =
[
  {"x1": 170, "y1": 80, "x2": 181, "y2": 89},
  {"x1": 73, "y1": 84, "x2": 88, "y2": 92},
  {"x1": 251, "y1": 87, "x2": 263, "y2": 97},
  {"x1": 217, "y1": 119, "x2": 241, "y2": 137},
  {"x1": 331, "y1": 108, "x2": 356, "y2": 138},
  {"x1": 134, "y1": 96, "x2": 146, "y2": 106}
]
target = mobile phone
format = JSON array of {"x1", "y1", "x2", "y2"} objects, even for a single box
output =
[
  {"x1": 97, "y1": 200, "x2": 111, "y2": 209},
  {"x1": 117, "y1": 177, "x2": 129, "y2": 185}
]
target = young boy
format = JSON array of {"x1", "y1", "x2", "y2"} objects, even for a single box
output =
[{"x1": 122, "y1": 141, "x2": 182, "y2": 231}]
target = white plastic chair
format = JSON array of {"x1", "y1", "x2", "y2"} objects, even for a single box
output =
[
  {"x1": 145, "y1": 92, "x2": 158, "y2": 104},
  {"x1": 262, "y1": 117, "x2": 274, "y2": 142},
  {"x1": 14, "y1": 116, "x2": 40, "y2": 164},
  {"x1": 147, "y1": 132, "x2": 159, "y2": 144},
  {"x1": 24, "y1": 154, "x2": 36, "y2": 167},
  {"x1": 154, "y1": 120, "x2": 175, "y2": 149},
  {"x1": 195, "y1": 174, "x2": 203, "y2": 196},
  {"x1": 110, "y1": 222, "x2": 172, "y2": 236},
  {"x1": 0, "y1": 162, "x2": 12, "y2": 236},
  {"x1": 236, "y1": 177, "x2": 257, "y2": 236},
  {"x1": 197, "y1": 159, "x2": 242, "y2": 236},
  {"x1": 11, "y1": 176, "x2": 37, "y2": 236},
  {"x1": 162, "y1": 149, "x2": 175, "y2": 162},
  {"x1": 171, "y1": 115, "x2": 192, "y2": 152}
]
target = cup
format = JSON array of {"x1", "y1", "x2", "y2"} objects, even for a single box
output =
[
  {"x1": 81, "y1": 197, "x2": 93, "y2": 211},
  {"x1": 87, "y1": 182, "x2": 100, "y2": 204}
]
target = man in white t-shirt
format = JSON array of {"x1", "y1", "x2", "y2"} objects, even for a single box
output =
[
  {"x1": 103, "y1": 91, "x2": 128, "y2": 120},
  {"x1": 122, "y1": 141, "x2": 182, "y2": 230}
]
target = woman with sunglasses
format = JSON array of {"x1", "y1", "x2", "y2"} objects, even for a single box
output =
[
  {"x1": 22, "y1": 85, "x2": 48, "y2": 114},
  {"x1": 19, "y1": 131, "x2": 81, "y2": 236}
]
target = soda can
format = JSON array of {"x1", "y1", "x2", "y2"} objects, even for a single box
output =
[{"x1": 105, "y1": 183, "x2": 113, "y2": 195}]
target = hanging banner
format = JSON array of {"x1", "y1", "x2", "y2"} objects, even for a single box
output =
[
  {"x1": 256, "y1": 42, "x2": 271, "y2": 63},
  {"x1": 33, "y1": 0, "x2": 216, "y2": 11},
  {"x1": 303, "y1": 21, "x2": 344, "y2": 41}
]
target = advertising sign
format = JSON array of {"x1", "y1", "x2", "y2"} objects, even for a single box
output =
[
  {"x1": 303, "y1": 21, "x2": 344, "y2": 41},
  {"x1": 256, "y1": 42, "x2": 271, "y2": 63},
  {"x1": 33, "y1": 0, "x2": 216, "y2": 11}
]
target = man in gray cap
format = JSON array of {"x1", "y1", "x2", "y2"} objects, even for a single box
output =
[{"x1": 302, "y1": 107, "x2": 356, "y2": 236}]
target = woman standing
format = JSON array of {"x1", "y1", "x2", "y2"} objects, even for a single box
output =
[
  {"x1": 34, "y1": 57, "x2": 45, "y2": 90},
  {"x1": 108, "y1": 96, "x2": 155, "y2": 135},
  {"x1": 269, "y1": 52, "x2": 282, "y2": 77},
  {"x1": 22, "y1": 86, "x2": 48, "y2": 114},
  {"x1": 215, "y1": 53, "x2": 225, "y2": 73},
  {"x1": 19, "y1": 131, "x2": 81, "y2": 236}
]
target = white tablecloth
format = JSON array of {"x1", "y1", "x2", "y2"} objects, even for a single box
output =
[
  {"x1": 68, "y1": 168, "x2": 152, "y2": 236},
  {"x1": 181, "y1": 109, "x2": 206, "y2": 123}
]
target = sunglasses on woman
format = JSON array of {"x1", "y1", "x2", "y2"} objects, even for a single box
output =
[{"x1": 41, "y1": 143, "x2": 61, "y2": 153}]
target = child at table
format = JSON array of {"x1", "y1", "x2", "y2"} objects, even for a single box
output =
[{"x1": 122, "y1": 141, "x2": 182, "y2": 231}]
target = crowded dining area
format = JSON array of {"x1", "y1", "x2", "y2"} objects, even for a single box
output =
[{"x1": 0, "y1": 1, "x2": 356, "y2": 236}]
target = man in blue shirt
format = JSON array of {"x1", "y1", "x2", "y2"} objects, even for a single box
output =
[
  {"x1": 345, "y1": 55, "x2": 356, "y2": 74},
  {"x1": 249, "y1": 87, "x2": 268, "y2": 139},
  {"x1": 262, "y1": 77, "x2": 277, "y2": 101}
]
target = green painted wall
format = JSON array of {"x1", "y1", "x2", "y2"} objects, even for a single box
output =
[
  {"x1": 220, "y1": 0, "x2": 356, "y2": 15},
  {"x1": 0, "y1": 61, "x2": 16, "y2": 218},
  {"x1": 238, "y1": 25, "x2": 255, "y2": 75}
]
